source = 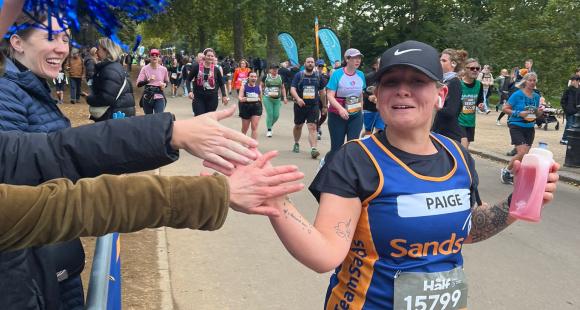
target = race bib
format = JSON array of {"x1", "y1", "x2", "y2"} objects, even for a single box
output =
[
  {"x1": 171, "y1": 73, "x2": 178, "y2": 79},
  {"x1": 346, "y1": 96, "x2": 361, "y2": 114},
  {"x1": 246, "y1": 92, "x2": 260, "y2": 102},
  {"x1": 203, "y1": 81, "x2": 214, "y2": 90},
  {"x1": 394, "y1": 267, "x2": 468, "y2": 310},
  {"x1": 303, "y1": 85, "x2": 316, "y2": 100},
  {"x1": 267, "y1": 87, "x2": 280, "y2": 98},
  {"x1": 523, "y1": 106, "x2": 537, "y2": 122},
  {"x1": 462, "y1": 97, "x2": 476, "y2": 114}
]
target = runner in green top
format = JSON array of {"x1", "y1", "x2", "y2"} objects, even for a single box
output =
[
  {"x1": 261, "y1": 64, "x2": 288, "y2": 137},
  {"x1": 458, "y1": 58, "x2": 485, "y2": 149}
]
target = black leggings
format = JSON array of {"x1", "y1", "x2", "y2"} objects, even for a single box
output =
[
  {"x1": 497, "y1": 112, "x2": 506, "y2": 121},
  {"x1": 193, "y1": 93, "x2": 219, "y2": 116},
  {"x1": 317, "y1": 100, "x2": 327, "y2": 130}
]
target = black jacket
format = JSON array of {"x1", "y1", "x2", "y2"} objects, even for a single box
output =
[
  {"x1": 87, "y1": 60, "x2": 136, "y2": 121},
  {"x1": 561, "y1": 86, "x2": 578, "y2": 116},
  {"x1": 432, "y1": 76, "x2": 463, "y2": 142},
  {"x1": 0, "y1": 113, "x2": 179, "y2": 310},
  {"x1": 84, "y1": 57, "x2": 96, "y2": 81}
]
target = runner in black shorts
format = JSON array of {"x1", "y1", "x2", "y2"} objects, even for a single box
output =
[
  {"x1": 238, "y1": 72, "x2": 262, "y2": 140},
  {"x1": 294, "y1": 103, "x2": 319, "y2": 125},
  {"x1": 185, "y1": 48, "x2": 229, "y2": 116},
  {"x1": 509, "y1": 125, "x2": 534, "y2": 146},
  {"x1": 290, "y1": 57, "x2": 326, "y2": 159},
  {"x1": 461, "y1": 126, "x2": 475, "y2": 142}
]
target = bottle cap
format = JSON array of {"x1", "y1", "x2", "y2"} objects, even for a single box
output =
[{"x1": 538, "y1": 142, "x2": 548, "y2": 149}]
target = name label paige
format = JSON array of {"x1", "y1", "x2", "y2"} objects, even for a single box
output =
[{"x1": 397, "y1": 189, "x2": 470, "y2": 218}]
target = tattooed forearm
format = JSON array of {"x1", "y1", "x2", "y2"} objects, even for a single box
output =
[
  {"x1": 469, "y1": 199, "x2": 512, "y2": 243},
  {"x1": 282, "y1": 202, "x2": 313, "y2": 234},
  {"x1": 334, "y1": 219, "x2": 352, "y2": 240}
]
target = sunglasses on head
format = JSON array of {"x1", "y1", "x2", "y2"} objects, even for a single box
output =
[{"x1": 467, "y1": 66, "x2": 481, "y2": 71}]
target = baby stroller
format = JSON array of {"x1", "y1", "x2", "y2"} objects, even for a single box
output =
[{"x1": 535, "y1": 105, "x2": 560, "y2": 131}]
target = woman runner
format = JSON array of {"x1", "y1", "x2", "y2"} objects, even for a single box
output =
[
  {"x1": 263, "y1": 41, "x2": 559, "y2": 310},
  {"x1": 186, "y1": 48, "x2": 228, "y2": 115}
]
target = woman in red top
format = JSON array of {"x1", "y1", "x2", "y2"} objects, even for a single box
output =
[{"x1": 233, "y1": 59, "x2": 251, "y2": 94}]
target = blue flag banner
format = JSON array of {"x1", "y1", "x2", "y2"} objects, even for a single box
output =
[
  {"x1": 317, "y1": 28, "x2": 342, "y2": 65},
  {"x1": 277, "y1": 32, "x2": 299, "y2": 67}
]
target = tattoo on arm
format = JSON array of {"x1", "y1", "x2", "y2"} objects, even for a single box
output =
[
  {"x1": 334, "y1": 219, "x2": 352, "y2": 240},
  {"x1": 469, "y1": 199, "x2": 511, "y2": 243},
  {"x1": 282, "y1": 201, "x2": 313, "y2": 234}
]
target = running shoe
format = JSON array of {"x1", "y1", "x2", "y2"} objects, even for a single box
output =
[
  {"x1": 292, "y1": 143, "x2": 300, "y2": 153},
  {"x1": 506, "y1": 148, "x2": 517, "y2": 156},
  {"x1": 485, "y1": 110, "x2": 491, "y2": 114},
  {"x1": 500, "y1": 168, "x2": 514, "y2": 185},
  {"x1": 311, "y1": 148, "x2": 320, "y2": 159},
  {"x1": 266, "y1": 129, "x2": 272, "y2": 138},
  {"x1": 560, "y1": 140, "x2": 568, "y2": 145},
  {"x1": 496, "y1": 120, "x2": 501, "y2": 126}
]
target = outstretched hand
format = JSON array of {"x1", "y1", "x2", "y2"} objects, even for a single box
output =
[
  {"x1": 228, "y1": 151, "x2": 304, "y2": 217},
  {"x1": 171, "y1": 105, "x2": 258, "y2": 172},
  {"x1": 512, "y1": 160, "x2": 560, "y2": 206}
]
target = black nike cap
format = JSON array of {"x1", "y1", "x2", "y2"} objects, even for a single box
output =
[{"x1": 375, "y1": 40, "x2": 443, "y2": 83}]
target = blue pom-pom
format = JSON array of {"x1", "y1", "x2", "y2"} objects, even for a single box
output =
[{"x1": 7, "y1": 0, "x2": 168, "y2": 49}]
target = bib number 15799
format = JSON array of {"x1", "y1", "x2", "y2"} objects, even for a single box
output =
[{"x1": 403, "y1": 290, "x2": 462, "y2": 310}]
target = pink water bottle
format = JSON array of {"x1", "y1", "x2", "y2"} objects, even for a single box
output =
[{"x1": 509, "y1": 142, "x2": 553, "y2": 222}]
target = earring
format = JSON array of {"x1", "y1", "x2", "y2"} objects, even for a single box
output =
[{"x1": 438, "y1": 96, "x2": 443, "y2": 108}]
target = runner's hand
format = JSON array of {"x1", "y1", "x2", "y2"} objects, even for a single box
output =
[
  {"x1": 339, "y1": 107, "x2": 349, "y2": 120},
  {"x1": 228, "y1": 150, "x2": 305, "y2": 217},
  {"x1": 188, "y1": 92, "x2": 194, "y2": 100},
  {"x1": 171, "y1": 104, "x2": 258, "y2": 171},
  {"x1": 297, "y1": 98, "x2": 306, "y2": 107},
  {"x1": 222, "y1": 96, "x2": 229, "y2": 105},
  {"x1": 283, "y1": 98, "x2": 288, "y2": 105}
]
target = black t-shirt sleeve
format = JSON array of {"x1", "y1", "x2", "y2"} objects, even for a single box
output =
[
  {"x1": 185, "y1": 64, "x2": 199, "y2": 93},
  {"x1": 261, "y1": 75, "x2": 266, "y2": 84},
  {"x1": 215, "y1": 67, "x2": 225, "y2": 95},
  {"x1": 477, "y1": 84, "x2": 484, "y2": 105},
  {"x1": 457, "y1": 143, "x2": 480, "y2": 206},
  {"x1": 440, "y1": 78, "x2": 462, "y2": 117},
  {"x1": 309, "y1": 141, "x2": 379, "y2": 202}
]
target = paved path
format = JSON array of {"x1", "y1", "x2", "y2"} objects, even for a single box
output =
[{"x1": 160, "y1": 96, "x2": 579, "y2": 310}]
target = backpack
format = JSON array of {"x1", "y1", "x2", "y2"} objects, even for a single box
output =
[{"x1": 297, "y1": 71, "x2": 321, "y2": 91}]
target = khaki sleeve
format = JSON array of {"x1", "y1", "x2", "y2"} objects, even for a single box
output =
[{"x1": 0, "y1": 174, "x2": 229, "y2": 251}]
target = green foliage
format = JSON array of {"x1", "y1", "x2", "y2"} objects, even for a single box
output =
[{"x1": 129, "y1": 0, "x2": 578, "y2": 96}]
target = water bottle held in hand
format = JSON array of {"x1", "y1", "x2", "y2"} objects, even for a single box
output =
[{"x1": 509, "y1": 142, "x2": 553, "y2": 222}]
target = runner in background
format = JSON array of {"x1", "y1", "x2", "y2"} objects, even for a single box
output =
[
  {"x1": 500, "y1": 72, "x2": 543, "y2": 185},
  {"x1": 458, "y1": 58, "x2": 485, "y2": 149},
  {"x1": 290, "y1": 57, "x2": 326, "y2": 159},
  {"x1": 238, "y1": 71, "x2": 262, "y2": 140},
  {"x1": 233, "y1": 59, "x2": 251, "y2": 96},
  {"x1": 186, "y1": 48, "x2": 228, "y2": 115},
  {"x1": 261, "y1": 63, "x2": 288, "y2": 138},
  {"x1": 326, "y1": 48, "x2": 365, "y2": 162},
  {"x1": 432, "y1": 48, "x2": 467, "y2": 143},
  {"x1": 361, "y1": 57, "x2": 384, "y2": 137},
  {"x1": 316, "y1": 59, "x2": 330, "y2": 140},
  {"x1": 137, "y1": 49, "x2": 169, "y2": 114}
]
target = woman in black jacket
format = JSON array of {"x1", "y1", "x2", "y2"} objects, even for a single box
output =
[
  {"x1": 432, "y1": 48, "x2": 468, "y2": 143},
  {"x1": 87, "y1": 37, "x2": 136, "y2": 122}
]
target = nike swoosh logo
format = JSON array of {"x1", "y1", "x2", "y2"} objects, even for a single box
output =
[{"x1": 394, "y1": 48, "x2": 422, "y2": 56}]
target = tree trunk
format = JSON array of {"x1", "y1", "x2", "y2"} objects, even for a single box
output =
[
  {"x1": 198, "y1": 26, "x2": 207, "y2": 51},
  {"x1": 265, "y1": 4, "x2": 279, "y2": 66},
  {"x1": 233, "y1": 2, "x2": 244, "y2": 60}
]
